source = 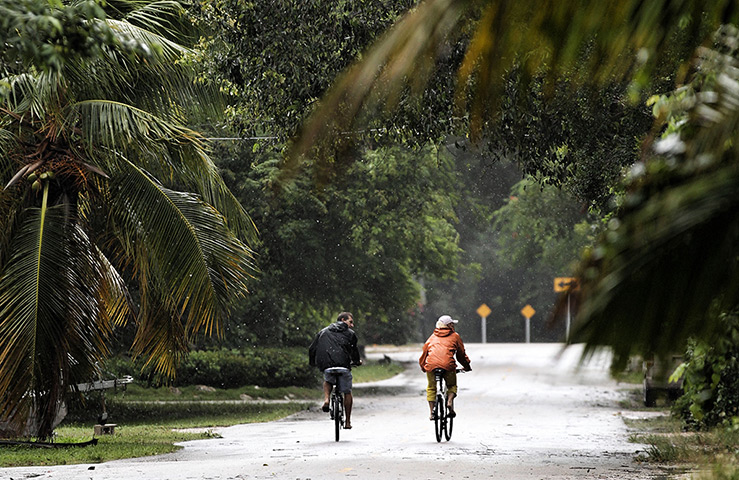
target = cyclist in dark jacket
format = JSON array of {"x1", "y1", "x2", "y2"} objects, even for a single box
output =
[{"x1": 309, "y1": 312, "x2": 362, "y2": 428}]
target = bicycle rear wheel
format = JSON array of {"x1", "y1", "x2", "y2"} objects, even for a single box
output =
[
  {"x1": 434, "y1": 395, "x2": 444, "y2": 442},
  {"x1": 333, "y1": 394, "x2": 342, "y2": 442}
]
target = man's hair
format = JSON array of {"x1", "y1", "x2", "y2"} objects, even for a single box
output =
[{"x1": 337, "y1": 312, "x2": 353, "y2": 322}]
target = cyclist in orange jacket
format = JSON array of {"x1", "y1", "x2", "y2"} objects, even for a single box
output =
[{"x1": 419, "y1": 315, "x2": 471, "y2": 420}]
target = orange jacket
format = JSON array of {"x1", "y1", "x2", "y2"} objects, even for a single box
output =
[{"x1": 419, "y1": 327, "x2": 471, "y2": 372}]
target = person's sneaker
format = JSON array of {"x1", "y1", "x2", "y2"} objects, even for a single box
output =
[
  {"x1": 322, "y1": 403, "x2": 330, "y2": 413},
  {"x1": 447, "y1": 408, "x2": 456, "y2": 418}
]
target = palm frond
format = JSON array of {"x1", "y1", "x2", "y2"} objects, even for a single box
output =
[
  {"x1": 290, "y1": 0, "x2": 738, "y2": 167},
  {"x1": 68, "y1": 99, "x2": 212, "y2": 178},
  {"x1": 130, "y1": 296, "x2": 188, "y2": 381},
  {"x1": 62, "y1": 16, "x2": 222, "y2": 122},
  {"x1": 0, "y1": 128, "x2": 20, "y2": 186},
  {"x1": 290, "y1": 0, "x2": 465, "y2": 165},
  {"x1": 68, "y1": 99, "x2": 257, "y2": 240},
  {"x1": 572, "y1": 163, "x2": 739, "y2": 368},
  {"x1": 1, "y1": 70, "x2": 63, "y2": 120},
  {"x1": 107, "y1": 17, "x2": 190, "y2": 64},
  {"x1": 108, "y1": 159, "x2": 255, "y2": 346},
  {"x1": 570, "y1": 25, "x2": 739, "y2": 366},
  {"x1": 0, "y1": 189, "x2": 121, "y2": 438},
  {"x1": 122, "y1": 0, "x2": 193, "y2": 43},
  {"x1": 0, "y1": 0, "x2": 240, "y2": 439}
]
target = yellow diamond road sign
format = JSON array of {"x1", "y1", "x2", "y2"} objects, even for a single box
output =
[
  {"x1": 554, "y1": 277, "x2": 579, "y2": 292},
  {"x1": 476, "y1": 303, "x2": 491, "y2": 318},
  {"x1": 521, "y1": 304, "x2": 535, "y2": 318}
]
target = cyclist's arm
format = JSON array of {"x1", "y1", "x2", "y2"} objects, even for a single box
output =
[
  {"x1": 349, "y1": 333, "x2": 362, "y2": 366},
  {"x1": 419, "y1": 343, "x2": 430, "y2": 372},
  {"x1": 308, "y1": 332, "x2": 320, "y2": 367},
  {"x1": 455, "y1": 336, "x2": 472, "y2": 371}
]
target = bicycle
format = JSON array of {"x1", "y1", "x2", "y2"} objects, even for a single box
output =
[
  {"x1": 324, "y1": 366, "x2": 357, "y2": 442},
  {"x1": 432, "y1": 368, "x2": 464, "y2": 442}
]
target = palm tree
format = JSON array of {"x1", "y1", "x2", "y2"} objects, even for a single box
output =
[
  {"x1": 0, "y1": 0, "x2": 256, "y2": 439},
  {"x1": 571, "y1": 25, "x2": 739, "y2": 368},
  {"x1": 290, "y1": 0, "x2": 739, "y2": 365}
]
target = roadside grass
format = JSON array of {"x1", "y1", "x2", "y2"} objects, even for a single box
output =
[
  {"x1": 0, "y1": 425, "x2": 214, "y2": 467},
  {"x1": 622, "y1": 390, "x2": 739, "y2": 479},
  {"x1": 0, "y1": 360, "x2": 404, "y2": 468},
  {"x1": 106, "y1": 384, "x2": 321, "y2": 402},
  {"x1": 353, "y1": 361, "x2": 404, "y2": 383}
]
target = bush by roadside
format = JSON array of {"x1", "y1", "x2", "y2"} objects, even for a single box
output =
[
  {"x1": 105, "y1": 347, "x2": 318, "y2": 389},
  {"x1": 621, "y1": 388, "x2": 739, "y2": 480},
  {"x1": 672, "y1": 312, "x2": 739, "y2": 431}
]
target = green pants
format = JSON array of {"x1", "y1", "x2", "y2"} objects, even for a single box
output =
[{"x1": 426, "y1": 370, "x2": 457, "y2": 401}]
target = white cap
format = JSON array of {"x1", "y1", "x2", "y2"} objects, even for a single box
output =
[{"x1": 437, "y1": 315, "x2": 459, "y2": 326}]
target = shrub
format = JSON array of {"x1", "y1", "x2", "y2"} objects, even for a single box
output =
[
  {"x1": 103, "y1": 348, "x2": 319, "y2": 389},
  {"x1": 673, "y1": 311, "x2": 739, "y2": 430}
]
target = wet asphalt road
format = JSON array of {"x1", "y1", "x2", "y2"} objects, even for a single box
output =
[{"x1": 0, "y1": 343, "x2": 665, "y2": 480}]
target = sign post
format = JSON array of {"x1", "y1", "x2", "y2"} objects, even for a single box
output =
[
  {"x1": 476, "y1": 303, "x2": 491, "y2": 343},
  {"x1": 553, "y1": 277, "x2": 579, "y2": 342},
  {"x1": 520, "y1": 304, "x2": 535, "y2": 343}
]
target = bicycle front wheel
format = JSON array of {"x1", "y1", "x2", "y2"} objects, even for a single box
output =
[
  {"x1": 445, "y1": 402, "x2": 453, "y2": 441},
  {"x1": 434, "y1": 395, "x2": 444, "y2": 442}
]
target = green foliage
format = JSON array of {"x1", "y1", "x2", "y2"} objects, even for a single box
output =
[
  {"x1": 214, "y1": 142, "x2": 461, "y2": 347},
  {"x1": 177, "y1": 348, "x2": 316, "y2": 388},
  {"x1": 106, "y1": 348, "x2": 317, "y2": 389},
  {"x1": 0, "y1": 0, "x2": 116, "y2": 73},
  {"x1": 192, "y1": 0, "x2": 461, "y2": 145},
  {"x1": 626, "y1": 408, "x2": 739, "y2": 473},
  {"x1": 423, "y1": 158, "x2": 595, "y2": 343},
  {"x1": 673, "y1": 312, "x2": 739, "y2": 430},
  {"x1": 0, "y1": 0, "x2": 254, "y2": 440},
  {"x1": 461, "y1": 178, "x2": 592, "y2": 340},
  {"x1": 571, "y1": 25, "x2": 739, "y2": 367},
  {"x1": 289, "y1": 0, "x2": 722, "y2": 168},
  {"x1": 493, "y1": 178, "x2": 594, "y2": 272},
  {"x1": 494, "y1": 73, "x2": 653, "y2": 211}
]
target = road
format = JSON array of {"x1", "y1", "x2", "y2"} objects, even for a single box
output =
[{"x1": 0, "y1": 343, "x2": 664, "y2": 480}]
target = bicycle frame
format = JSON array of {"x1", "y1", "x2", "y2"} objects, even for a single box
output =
[{"x1": 433, "y1": 368, "x2": 463, "y2": 442}]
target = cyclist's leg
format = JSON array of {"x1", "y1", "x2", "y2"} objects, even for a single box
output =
[
  {"x1": 426, "y1": 371, "x2": 437, "y2": 419},
  {"x1": 343, "y1": 392, "x2": 353, "y2": 428},
  {"x1": 444, "y1": 370, "x2": 458, "y2": 416},
  {"x1": 336, "y1": 370, "x2": 354, "y2": 428},
  {"x1": 322, "y1": 371, "x2": 336, "y2": 412}
]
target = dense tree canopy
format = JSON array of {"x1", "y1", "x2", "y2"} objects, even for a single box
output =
[
  {"x1": 193, "y1": 0, "x2": 465, "y2": 148},
  {"x1": 188, "y1": 0, "x2": 474, "y2": 345},
  {"x1": 211, "y1": 142, "x2": 461, "y2": 347},
  {"x1": 289, "y1": 0, "x2": 739, "y2": 363},
  {"x1": 289, "y1": 0, "x2": 721, "y2": 164}
]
